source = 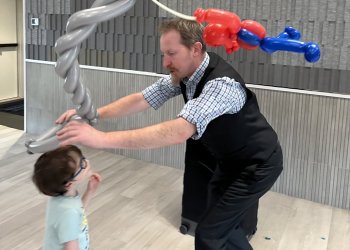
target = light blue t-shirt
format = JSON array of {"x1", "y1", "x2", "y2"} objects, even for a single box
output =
[{"x1": 43, "y1": 194, "x2": 89, "y2": 250}]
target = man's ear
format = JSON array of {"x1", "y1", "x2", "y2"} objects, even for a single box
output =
[{"x1": 193, "y1": 42, "x2": 203, "y2": 55}]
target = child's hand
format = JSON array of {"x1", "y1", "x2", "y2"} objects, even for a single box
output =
[{"x1": 87, "y1": 173, "x2": 102, "y2": 193}]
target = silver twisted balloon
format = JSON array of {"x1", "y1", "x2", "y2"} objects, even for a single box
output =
[{"x1": 25, "y1": 0, "x2": 137, "y2": 154}]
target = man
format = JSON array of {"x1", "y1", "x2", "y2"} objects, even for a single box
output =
[{"x1": 57, "y1": 18, "x2": 283, "y2": 250}]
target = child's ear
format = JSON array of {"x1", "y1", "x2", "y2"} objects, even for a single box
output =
[{"x1": 64, "y1": 181, "x2": 74, "y2": 190}]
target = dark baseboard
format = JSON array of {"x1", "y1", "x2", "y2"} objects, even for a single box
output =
[
  {"x1": 0, "y1": 112, "x2": 24, "y2": 130},
  {"x1": 0, "y1": 97, "x2": 24, "y2": 106},
  {"x1": 0, "y1": 98, "x2": 24, "y2": 116}
]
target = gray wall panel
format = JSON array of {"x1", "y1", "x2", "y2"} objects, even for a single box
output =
[
  {"x1": 105, "y1": 33, "x2": 114, "y2": 51},
  {"x1": 46, "y1": 0, "x2": 53, "y2": 14},
  {"x1": 114, "y1": 51, "x2": 123, "y2": 68},
  {"x1": 96, "y1": 33, "x2": 105, "y2": 51},
  {"x1": 53, "y1": 0, "x2": 61, "y2": 14},
  {"x1": 38, "y1": 45, "x2": 45, "y2": 60},
  {"x1": 125, "y1": 34, "x2": 134, "y2": 53},
  {"x1": 31, "y1": 0, "x2": 38, "y2": 14},
  {"x1": 130, "y1": 16, "x2": 138, "y2": 34},
  {"x1": 26, "y1": 62, "x2": 350, "y2": 209},
  {"x1": 117, "y1": 34, "x2": 125, "y2": 51}
]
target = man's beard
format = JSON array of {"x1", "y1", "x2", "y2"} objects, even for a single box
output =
[
  {"x1": 170, "y1": 73, "x2": 181, "y2": 86},
  {"x1": 167, "y1": 66, "x2": 181, "y2": 85}
]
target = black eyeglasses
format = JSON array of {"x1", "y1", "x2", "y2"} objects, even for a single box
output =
[{"x1": 71, "y1": 156, "x2": 87, "y2": 179}]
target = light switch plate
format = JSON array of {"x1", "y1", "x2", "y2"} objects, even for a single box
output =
[{"x1": 31, "y1": 18, "x2": 39, "y2": 26}]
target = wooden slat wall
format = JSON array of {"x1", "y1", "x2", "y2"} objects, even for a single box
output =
[
  {"x1": 26, "y1": 62, "x2": 350, "y2": 210},
  {"x1": 25, "y1": 0, "x2": 350, "y2": 94}
]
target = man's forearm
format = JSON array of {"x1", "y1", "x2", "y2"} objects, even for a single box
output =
[
  {"x1": 101, "y1": 117, "x2": 196, "y2": 149},
  {"x1": 97, "y1": 92, "x2": 150, "y2": 119}
]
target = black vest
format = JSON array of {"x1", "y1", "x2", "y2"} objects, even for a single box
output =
[{"x1": 180, "y1": 52, "x2": 278, "y2": 169}]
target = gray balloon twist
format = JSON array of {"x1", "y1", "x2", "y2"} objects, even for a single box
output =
[{"x1": 25, "y1": 0, "x2": 137, "y2": 154}]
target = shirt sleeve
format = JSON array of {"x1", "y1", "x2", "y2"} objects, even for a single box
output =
[
  {"x1": 56, "y1": 209, "x2": 81, "y2": 244},
  {"x1": 178, "y1": 77, "x2": 247, "y2": 139},
  {"x1": 142, "y1": 75, "x2": 182, "y2": 110}
]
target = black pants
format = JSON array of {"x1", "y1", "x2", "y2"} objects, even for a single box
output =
[
  {"x1": 195, "y1": 143, "x2": 283, "y2": 250},
  {"x1": 181, "y1": 156, "x2": 258, "y2": 236}
]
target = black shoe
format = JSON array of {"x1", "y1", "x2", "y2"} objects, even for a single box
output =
[{"x1": 246, "y1": 227, "x2": 257, "y2": 241}]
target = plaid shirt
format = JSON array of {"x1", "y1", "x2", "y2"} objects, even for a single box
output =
[{"x1": 142, "y1": 53, "x2": 247, "y2": 139}]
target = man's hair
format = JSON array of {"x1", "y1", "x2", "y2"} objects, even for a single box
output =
[
  {"x1": 160, "y1": 18, "x2": 206, "y2": 52},
  {"x1": 32, "y1": 145, "x2": 82, "y2": 196}
]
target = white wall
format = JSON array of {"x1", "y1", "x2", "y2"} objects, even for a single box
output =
[
  {"x1": 0, "y1": 0, "x2": 18, "y2": 101},
  {"x1": 17, "y1": 0, "x2": 24, "y2": 99}
]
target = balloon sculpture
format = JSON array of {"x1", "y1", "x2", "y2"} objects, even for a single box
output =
[
  {"x1": 25, "y1": 0, "x2": 321, "y2": 153},
  {"x1": 194, "y1": 8, "x2": 320, "y2": 63},
  {"x1": 25, "y1": 0, "x2": 137, "y2": 153}
]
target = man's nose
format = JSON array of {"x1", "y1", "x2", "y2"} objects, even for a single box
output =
[{"x1": 163, "y1": 55, "x2": 171, "y2": 68}]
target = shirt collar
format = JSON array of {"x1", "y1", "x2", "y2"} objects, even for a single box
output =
[{"x1": 182, "y1": 52, "x2": 209, "y2": 85}]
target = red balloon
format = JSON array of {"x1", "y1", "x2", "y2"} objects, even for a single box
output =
[
  {"x1": 241, "y1": 20, "x2": 266, "y2": 39},
  {"x1": 203, "y1": 23, "x2": 239, "y2": 53},
  {"x1": 194, "y1": 8, "x2": 268, "y2": 53},
  {"x1": 195, "y1": 8, "x2": 242, "y2": 53},
  {"x1": 238, "y1": 20, "x2": 266, "y2": 50},
  {"x1": 194, "y1": 8, "x2": 241, "y2": 34}
]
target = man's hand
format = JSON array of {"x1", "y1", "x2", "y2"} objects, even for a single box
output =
[
  {"x1": 56, "y1": 121, "x2": 106, "y2": 148},
  {"x1": 56, "y1": 109, "x2": 77, "y2": 124}
]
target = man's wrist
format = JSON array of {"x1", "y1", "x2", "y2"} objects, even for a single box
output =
[{"x1": 96, "y1": 109, "x2": 104, "y2": 120}]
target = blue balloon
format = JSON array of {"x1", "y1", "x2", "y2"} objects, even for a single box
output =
[
  {"x1": 237, "y1": 26, "x2": 320, "y2": 63},
  {"x1": 304, "y1": 42, "x2": 321, "y2": 63},
  {"x1": 260, "y1": 38, "x2": 321, "y2": 63},
  {"x1": 278, "y1": 26, "x2": 301, "y2": 40},
  {"x1": 238, "y1": 28, "x2": 261, "y2": 46}
]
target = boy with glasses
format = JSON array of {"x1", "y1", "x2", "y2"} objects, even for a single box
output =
[{"x1": 32, "y1": 145, "x2": 101, "y2": 250}]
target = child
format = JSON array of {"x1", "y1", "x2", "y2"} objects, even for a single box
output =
[{"x1": 32, "y1": 145, "x2": 102, "y2": 250}]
